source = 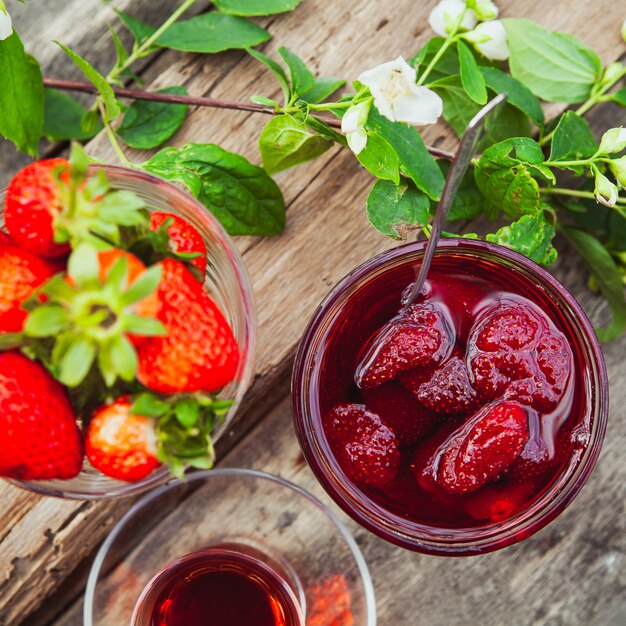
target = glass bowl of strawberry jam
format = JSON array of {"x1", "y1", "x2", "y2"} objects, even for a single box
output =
[
  {"x1": 292, "y1": 238, "x2": 608, "y2": 555},
  {"x1": 1, "y1": 167, "x2": 256, "y2": 499}
]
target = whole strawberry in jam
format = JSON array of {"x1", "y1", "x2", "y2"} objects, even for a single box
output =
[
  {"x1": 418, "y1": 400, "x2": 529, "y2": 495},
  {"x1": 355, "y1": 303, "x2": 452, "y2": 389},
  {"x1": 468, "y1": 303, "x2": 572, "y2": 412},
  {"x1": 324, "y1": 404, "x2": 400, "y2": 488}
]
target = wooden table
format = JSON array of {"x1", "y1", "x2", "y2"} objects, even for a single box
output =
[{"x1": 1, "y1": 1, "x2": 625, "y2": 624}]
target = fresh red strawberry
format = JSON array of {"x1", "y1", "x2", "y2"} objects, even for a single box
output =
[
  {"x1": 85, "y1": 396, "x2": 160, "y2": 482},
  {"x1": 0, "y1": 351, "x2": 83, "y2": 479},
  {"x1": 468, "y1": 304, "x2": 572, "y2": 412},
  {"x1": 324, "y1": 403, "x2": 400, "y2": 488},
  {"x1": 5, "y1": 158, "x2": 71, "y2": 258},
  {"x1": 136, "y1": 258, "x2": 239, "y2": 393},
  {"x1": 362, "y1": 381, "x2": 439, "y2": 445},
  {"x1": 150, "y1": 212, "x2": 207, "y2": 275},
  {"x1": 404, "y1": 355, "x2": 478, "y2": 414},
  {"x1": 355, "y1": 303, "x2": 452, "y2": 389},
  {"x1": 428, "y1": 400, "x2": 529, "y2": 495},
  {"x1": 0, "y1": 239, "x2": 56, "y2": 332}
]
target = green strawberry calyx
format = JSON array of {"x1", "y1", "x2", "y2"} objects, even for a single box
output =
[
  {"x1": 22, "y1": 243, "x2": 166, "y2": 388},
  {"x1": 130, "y1": 391, "x2": 233, "y2": 478},
  {"x1": 52, "y1": 143, "x2": 150, "y2": 249}
]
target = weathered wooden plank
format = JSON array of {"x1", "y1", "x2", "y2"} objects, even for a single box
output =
[{"x1": 1, "y1": 0, "x2": 625, "y2": 624}]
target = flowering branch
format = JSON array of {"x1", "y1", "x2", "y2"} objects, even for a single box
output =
[{"x1": 42, "y1": 77, "x2": 455, "y2": 160}]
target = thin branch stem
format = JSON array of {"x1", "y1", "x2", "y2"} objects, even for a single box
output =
[
  {"x1": 98, "y1": 102, "x2": 133, "y2": 168},
  {"x1": 43, "y1": 77, "x2": 455, "y2": 160},
  {"x1": 541, "y1": 186, "x2": 626, "y2": 205}
]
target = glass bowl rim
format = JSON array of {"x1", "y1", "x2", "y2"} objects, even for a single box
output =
[
  {"x1": 1, "y1": 165, "x2": 258, "y2": 500},
  {"x1": 291, "y1": 237, "x2": 609, "y2": 555},
  {"x1": 83, "y1": 467, "x2": 377, "y2": 626}
]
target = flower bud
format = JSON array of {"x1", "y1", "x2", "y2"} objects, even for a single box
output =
[
  {"x1": 603, "y1": 62, "x2": 624, "y2": 84},
  {"x1": 609, "y1": 156, "x2": 626, "y2": 187},
  {"x1": 341, "y1": 100, "x2": 371, "y2": 135},
  {"x1": 428, "y1": 0, "x2": 478, "y2": 37},
  {"x1": 465, "y1": 20, "x2": 509, "y2": 60},
  {"x1": 0, "y1": 6, "x2": 12, "y2": 41},
  {"x1": 473, "y1": 1, "x2": 499, "y2": 21},
  {"x1": 598, "y1": 127, "x2": 626, "y2": 155},
  {"x1": 346, "y1": 128, "x2": 368, "y2": 155},
  {"x1": 595, "y1": 171, "x2": 619, "y2": 207}
]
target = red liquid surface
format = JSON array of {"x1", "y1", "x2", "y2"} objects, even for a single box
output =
[
  {"x1": 319, "y1": 252, "x2": 591, "y2": 529},
  {"x1": 136, "y1": 547, "x2": 302, "y2": 626}
]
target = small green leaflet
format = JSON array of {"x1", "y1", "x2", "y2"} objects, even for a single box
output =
[
  {"x1": 300, "y1": 77, "x2": 346, "y2": 104},
  {"x1": 548, "y1": 111, "x2": 598, "y2": 166},
  {"x1": 486, "y1": 213, "x2": 558, "y2": 267},
  {"x1": 142, "y1": 143, "x2": 286, "y2": 236},
  {"x1": 610, "y1": 88, "x2": 626, "y2": 107},
  {"x1": 367, "y1": 108, "x2": 444, "y2": 201},
  {"x1": 562, "y1": 227, "x2": 626, "y2": 342},
  {"x1": 0, "y1": 32, "x2": 44, "y2": 156},
  {"x1": 278, "y1": 47, "x2": 314, "y2": 97},
  {"x1": 115, "y1": 10, "x2": 156, "y2": 45},
  {"x1": 366, "y1": 179, "x2": 430, "y2": 239},
  {"x1": 504, "y1": 19, "x2": 602, "y2": 103},
  {"x1": 247, "y1": 48, "x2": 291, "y2": 104},
  {"x1": 117, "y1": 86, "x2": 189, "y2": 150},
  {"x1": 157, "y1": 14, "x2": 270, "y2": 54},
  {"x1": 43, "y1": 88, "x2": 102, "y2": 141},
  {"x1": 213, "y1": 0, "x2": 303, "y2": 15},
  {"x1": 457, "y1": 40, "x2": 487, "y2": 105},
  {"x1": 356, "y1": 132, "x2": 400, "y2": 184},
  {"x1": 57, "y1": 42, "x2": 121, "y2": 122},
  {"x1": 479, "y1": 67, "x2": 544, "y2": 127},
  {"x1": 258, "y1": 114, "x2": 332, "y2": 175}
]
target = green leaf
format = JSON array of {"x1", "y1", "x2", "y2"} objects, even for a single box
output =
[
  {"x1": 610, "y1": 88, "x2": 626, "y2": 107},
  {"x1": 68, "y1": 244, "x2": 100, "y2": 288},
  {"x1": 503, "y1": 19, "x2": 602, "y2": 103},
  {"x1": 157, "y1": 14, "x2": 270, "y2": 53},
  {"x1": 300, "y1": 77, "x2": 346, "y2": 104},
  {"x1": 142, "y1": 143, "x2": 286, "y2": 236},
  {"x1": 548, "y1": 111, "x2": 598, "y2": 166},
  {"x1": 115, "y1": 10, "x2": 156, "y2": 44},
  {"x1": 0, "y1": 333, "x2": 25, "y2": 351},
  {"x1": 247, "y1": 48, "x2": 290, "y2": 104},
  {"x1": 0, "y1": 32, "x2": 44, "y2": 156},
  {"x1": 117, "y1": 86, "x2": 188, "y2": 150},
  {"x1": 438, "y1": 161, "x2": 485, "y2": 222},
  {"x1": 250, "y1": 95, "x2": 278, "y2": 107},
  {"x1": 259, "y1": 114, "x2": 332, "y2": 175},
  {"x1": 59, "y1": 336, "x2": 97, "y2": 387},
  {"x1": 56, "y1": 42, "x2": 121, "y2": 122},
  {"x1": 175, "y1": 398, "x2": 200, "y2": 428},
  {"x1": 132, "y1": 392, "x2": 170, "y2": 418},
  {"x1": 367, "y1": 108, "x2": 444, "y2": 201},
  {"x1": 413, "y1": 37, "x2": 461, "y2": 83},
  {"x1": 479, "y1": 67, "x2": 544, "y2": 126},
  {"x1": 110, "y1": 335, "x2": 138, "y2": 381},
  {"x1": 430, "y1": 75, "x2": 480, "y2": 136},
  {"x1": 486, "y1": 214, "x2": 558, "y2": 267},
  {"x1": 366, "y1": 179, "x2": 431, "y2": 239},
  {"x1": 43, "y1": 88, "x2": 102, "y2": 141},
  {"x1": 213, "y1": 0, "x2": 303, "y2": 15},
  {"x1": 109, "y1": 26, "x2": 129, "y2": 71},
  {"x1": 121, "y1": 264, "x2": 163, "y2": 306},
  {"x1": 562, "y1": 227, "x2": 626, "y2": 341},
  {"x1": 356, "y1": 133, "x2": 400, "y2": 184},
  {"x1": 24, "y1": 306, "x2": 69, "y2": 337},
  {"x1": 278, "y1": 47, "x2": 314, "y2": 97},
  {"x1": 123, "y1": 315, "x2": 167, "y2": 336},
  {"x1": 458, "y1": 41, "x2": 487, "y2": 105}
]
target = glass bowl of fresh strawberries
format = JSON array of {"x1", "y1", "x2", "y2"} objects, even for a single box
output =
[
  {"x1": 0, "y1": 148, "x2": 256, "y2": 499},
  {"x1": 292, "y1": 238, "x2": 608, "y2": 555}
]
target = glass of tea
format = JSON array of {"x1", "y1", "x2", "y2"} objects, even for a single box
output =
[
  {"x1": 84, "y1": 468, "x2": 376, "y2": 626},
  {"x1": 292, "y1": 238, "x2": 608, "y2": 556}
]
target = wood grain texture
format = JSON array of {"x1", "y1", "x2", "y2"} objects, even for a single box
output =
[{"x1": 0, "y1": 0, "x2": 625, "y2": 624}]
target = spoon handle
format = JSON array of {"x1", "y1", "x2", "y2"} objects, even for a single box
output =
[{"x1": 401, "y1": 92, "x2": 508, "y2": 312}]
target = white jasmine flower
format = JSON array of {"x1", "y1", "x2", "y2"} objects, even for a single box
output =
[
  {"x1": 428, "y1": 0, "x2": 477, "y2": 37},
  {"x1": 358, "y1": 56, "x2": 443, "y2": 126},
  {"x1": 465, "y1": 20, "x2": 509, "y2": 61},
  {"x1": 0, "y1": 7, "x2": 12, "y2": 41},
  {"x1": 472, "y1": 0, "x2": 499, "y2": 20},
  {"x1": 598, "y1": 127, "x2": 626, "y2": 155},
  {"x1": 609, "y1": 156, "x2": 626, "y2": 187},
  {"x1": 342, "y1": 100, "x2": 371, "y2": 155},
  {"x1": 595, "y1": 171, "x2": 619, "y2": 207}
]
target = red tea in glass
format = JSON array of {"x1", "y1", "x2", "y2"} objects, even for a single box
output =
[
  {"x1": 293, "y1": 240, "x2": 607, "y2": 555},
  {"x1": 132, "y1": 545, "x2": 304, "y2": 626}
]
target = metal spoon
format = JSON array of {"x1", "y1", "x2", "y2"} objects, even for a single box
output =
[{"x1": 401, "y1": 91, "x2": 508, "y2": 311}]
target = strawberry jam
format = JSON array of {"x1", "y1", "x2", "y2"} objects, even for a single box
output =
[
  {"x1": 133, "y1": 546, "x2": 303, "y2": 626},
  {"x1": 309, "y1": 243, "x2": 597, "y2": 532}
]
